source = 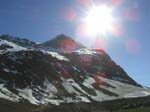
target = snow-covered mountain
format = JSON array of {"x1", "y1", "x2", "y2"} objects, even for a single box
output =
[{"x1": 0, "y1": 34, "x2": 150, "y2": 106}]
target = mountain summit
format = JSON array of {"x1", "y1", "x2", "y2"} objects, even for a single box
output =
[
  {"x1": 37, "y1": 34, "x2": 85, "y2": 52},
  {"x1": 0, "y1": 34, "x2": 150, "y2": 109}
]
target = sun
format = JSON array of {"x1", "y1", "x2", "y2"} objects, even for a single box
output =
[{"x1": 84, "y1": 5, "x2": 114, "y2": 36}]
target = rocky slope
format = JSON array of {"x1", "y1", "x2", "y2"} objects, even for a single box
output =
[{"x1": 0, "y1": 34, "x2": 150, "y2": 107}]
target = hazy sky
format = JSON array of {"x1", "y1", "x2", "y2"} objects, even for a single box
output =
[{"x1": 0, "y1": 0, "x2": 149, "y2": 86}]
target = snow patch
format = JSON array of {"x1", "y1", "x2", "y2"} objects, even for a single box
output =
[
  {"x1": 83, "y1": 77, "x2": 96, "y2": 89},
  {"x1": 0, "y1": 84, "x2": 20, "y2": 102},
  {"x1": 43, "y1": 78, "x2": 57, "y2": 96},
  {"x1": 0, "y1": 39, "x2": 26, "y2": 54},
  {"x1": 3, "y1": 68, "x2": 18, "y2": 74},
  {"x1": 124, "y1": 91, "x2": 150, "y2": 98},
  {"x1": 40, "y1": 50, "x2": 69, "y2": 61},
  {"x1": 74, "y1": 48, "x2": 96, "y2": 55},
  {"x1": 17, "y1": 87, "x2": 39, "y2": 105},
  {"x1": 97, "y1": 76, "x2": 150, "y2": 98}
]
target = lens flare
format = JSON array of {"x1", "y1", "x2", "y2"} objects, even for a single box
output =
[
  {"x1": 77, "y1": 0, "x2": 91, "y2": 7},
  {"x1": 61, "y1": 7, "x2": 77, "y2": 21},
  {"x1": 111, "y1": 0, "x2": 123, "y2": 6},
  {"x1": 125, "y1": 38, "x2": 141, "y2": 54}
]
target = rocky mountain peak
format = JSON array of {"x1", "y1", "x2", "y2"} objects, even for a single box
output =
[{"x1": 39, "y1": 34, "x2": 85, "y2": 52}]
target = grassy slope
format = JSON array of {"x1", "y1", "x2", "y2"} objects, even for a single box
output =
[
  {"x1": 117, "y1": 107, "x2": 150, "y2": 112},
  {"x1": 0, "y1": 96, "x2": 150, "y2": 112}
]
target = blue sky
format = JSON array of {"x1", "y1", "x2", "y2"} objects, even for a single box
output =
[{"x1": 0, "y1": 0, "x2": 149, "y2": 86}]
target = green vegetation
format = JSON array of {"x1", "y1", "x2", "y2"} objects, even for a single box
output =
[
  {"x1": 117, "y1": 107, "x2": 150, "y2": 112},
  {"x1": 0, "y1": 96, "x2": 150, "y2": 112}
]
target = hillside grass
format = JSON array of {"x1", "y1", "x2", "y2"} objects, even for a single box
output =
[{"x1": 117, "y1": 107, "x2": 150, "y2": 112}]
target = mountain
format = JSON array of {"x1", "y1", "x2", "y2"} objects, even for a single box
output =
[{"x1": 0, "y1": 34, "x2": 150, "y2": 111}]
